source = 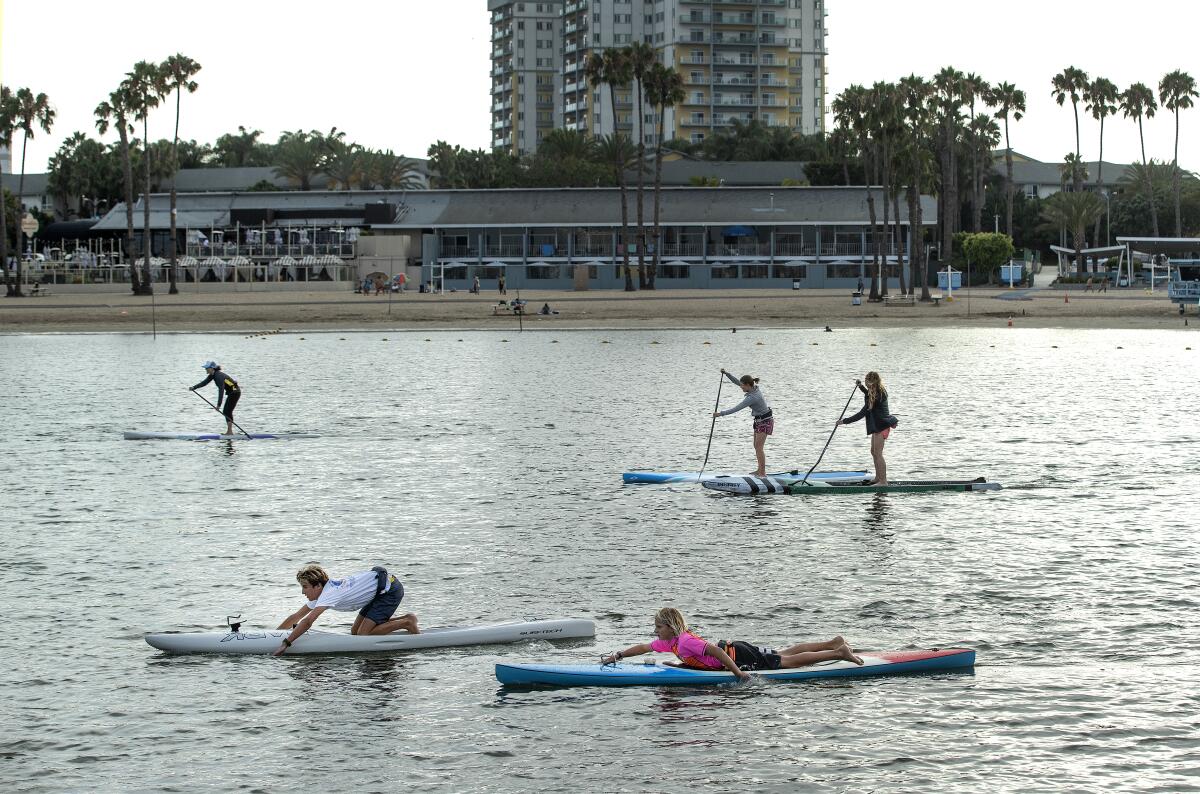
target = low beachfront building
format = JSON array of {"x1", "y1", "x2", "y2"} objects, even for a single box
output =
[{"x1": 69, "y1": 185, "x2": 935, "y2": 292}]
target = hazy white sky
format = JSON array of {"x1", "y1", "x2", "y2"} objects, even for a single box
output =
[{"x1": 1, "y1": 0, "x2": 1197, "y2": 173}]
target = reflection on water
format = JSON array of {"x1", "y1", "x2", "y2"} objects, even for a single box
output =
[{"x1": 2, "y1": 327, "x2": 1199, "y2": 791}]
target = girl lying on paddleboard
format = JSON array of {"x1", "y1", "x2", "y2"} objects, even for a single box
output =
[
  {"x1": 839, "y1": 371, "x2": 898, "y2": 486},
  {"x1": 714, "y1": 369, "x2": 773, "y2": 477},
  {"x1": 600, "y1": 607, "x2": 863, "y2": 680}
]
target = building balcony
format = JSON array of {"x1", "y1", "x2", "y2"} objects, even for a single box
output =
[
  {"x1": 713, "y1": 13, "x2": 755, "y2": 24},
  {"x1": 759, "y1": 16, "x2": 785, "y2": 26},
  {"x1": 683, "y1": 96, "x2": 709, "y2": 106},
  {"x1": 714, "y1": 98, "x2": 757, "y2": 106},
  {"x1": 681, "y1": 14, "x2": 711, "y2": 24},
  {"x1": 713, "y1": 76, "x2": 755, "y2": 86},
  {"x1": 713, "y1": 34, "x2": 758, "y2": 45},
  {"x1": 682, "y1": 56, "x2": 708, "y2": 65},
  {"x1": 685, "y1": 75, "x2": 710, "y2": 85},
  {"x1": 681, "y1": 117, "x2": 708, "y2": 127}
]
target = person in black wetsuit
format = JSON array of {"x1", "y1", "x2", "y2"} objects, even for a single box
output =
[
  {"x1": 191, "y1": 360, "x2": 241, "y2": 435},
  {"x1": 839, "y1": 371, "x2": 898, "y2": 486}
]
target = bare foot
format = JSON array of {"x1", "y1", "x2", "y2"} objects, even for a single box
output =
[
  {"x1": 402, "y1": 613, "x2": 420, "y2": 634},
  {"x1": 839, "y1": 644, "x2": 864, "y2": 665}
]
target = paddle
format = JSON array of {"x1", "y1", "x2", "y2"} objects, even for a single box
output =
[
  {"x1": 191, "y1": 389, "x2": 252, "y2": 438},
  {"x1": 800, "y1": 381, "x2": 860, "y2": 485},
  {"x1": 698, "y1": 370, "x2": 726, "y2": 479}
]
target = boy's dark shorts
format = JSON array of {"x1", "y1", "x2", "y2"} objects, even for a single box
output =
[{"x1": 359, "y1": 577, "x2": 404, "y2": 624}]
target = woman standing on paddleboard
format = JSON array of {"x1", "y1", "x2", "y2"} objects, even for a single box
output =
[
  {"x1": 839, "y1": 371, "x2": 898, "y2": 486},
  {"x1": 191, "y1": 361, "x2": 242, "y2": 436},
  {"x1": 714, "y1": 369, "x2": 772, "y2": 477},
  {"x1": 600, "y1": 607, "x2": 862, "y2": 679}
]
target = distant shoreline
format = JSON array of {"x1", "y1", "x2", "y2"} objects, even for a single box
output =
[{"x1": 1, "y1": 288, "x2": 1195, "y2": 333}]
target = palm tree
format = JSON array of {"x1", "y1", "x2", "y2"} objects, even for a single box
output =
[
  {"x1": 1158, "y1": 70, "x2": 1197, "y2": 237},
  {"x1": 275, "y1": 130, "x2": 325, "y2": 190},
  {"x1": 585, "y1": 48, "x2": 634, "y2": 290},
  {"x1": 626, "y1": 42, "x2": 656, "y2": 287},
  {"x1": 1051, "y1": 66, "x2": 1089, "y2": 192},
  {"x1": 12, "y1": 88, "x2": 56, "y2": 297},
  {"x1": 1041, "y1": 191, "x2": 1104, "y2": 274},
  {"x1": 161, "y1": 53, "x2": 200, "y2": 295},
  {"x1": 125, "y1": 61, "x2": 165, "y2": 294},
  {"x1": 0, "y1": 87, "x2": 17, "y2": 296},
  {"x1": 95, "y1": 87, "x2": 140, "y2": 293},
  {"x1": 969, "y1": 113, "x2": 1000, "y2": 231},
  {"x1": 1084, "y1": 76, "x2": 1119, "y2": 246},
  {"x1": 1120, "y1": 82, "x2": 1159, "y2": 237},
  {"x1": 214, "y1": 126, "x2": 266, "y2": 167},
  {"x1": 595, "y1": 134, "x2": 638, "y2": 292},
  {"x1": 322, "y1": 129, "x2": 360, "y2": 190},
  {"x1": 961, "y1": 73, "x2": 991, "y2": 231},
  {"x1": 364, "y1": 150, "x2": 423, "y2": 190},
  {"x1": 426, "y1": 140, "x2": 463, "y2": 188},
  {"x1": 898, "y1": 74, "x2": 934, "y2": 299},
  {"x1": 988, "y1": 82, "x2": 1025, "y2": 237},
  {"x1": 834, "y1": 84, "x2": 878, "y2": 298},
  {"x1": 645, "y1": 62, "x2": 684, "y2": 290},
  {"x1": 932, "y1": 67, "x2": 965, "y2": 272}
]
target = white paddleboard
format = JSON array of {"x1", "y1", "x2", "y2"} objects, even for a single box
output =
[
  {"x1": 145, "y1": 618, "x2": 595, "y2": 655},
  {"x1": 124, "y1": 431, "x2": 320, "y2": 441}
]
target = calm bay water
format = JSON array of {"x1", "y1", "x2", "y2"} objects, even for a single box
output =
[{"x1": 3, "y1": 326, "x2": 1199, "y2": 792}]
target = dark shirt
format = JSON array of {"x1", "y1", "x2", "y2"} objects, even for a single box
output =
[
  {"x1": 192, "y1": 369, "x2": 240, "y2": 405},
  {"x1": 842, "y1": 384, "x2": 897, "y2": 435}
]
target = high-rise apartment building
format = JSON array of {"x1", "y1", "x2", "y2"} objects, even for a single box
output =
[{"x1": 489, "y1": 0, "x2": 827, "y2": 155}]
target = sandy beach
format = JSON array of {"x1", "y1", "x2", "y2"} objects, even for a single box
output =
[{"x1": 1, "y1": 286, "x2": 1196, "y2": 333}]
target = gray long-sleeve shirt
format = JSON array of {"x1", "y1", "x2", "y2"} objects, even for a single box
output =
[{"x1": 717, "y1": 372, "x2": 771, "y2": 418}]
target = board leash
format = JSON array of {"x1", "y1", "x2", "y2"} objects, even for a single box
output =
[{"x1": 800, "y1": 381, "x2": 860, "y2": 485}]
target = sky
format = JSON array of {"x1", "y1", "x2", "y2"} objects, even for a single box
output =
[{"x1": 1, "y1": 0, "x2": 1197, "y2": 174}]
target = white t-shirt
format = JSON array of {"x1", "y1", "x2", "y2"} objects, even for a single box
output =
[{"x1": 306, "y1": 570, "x2": 380, "y2": 612}]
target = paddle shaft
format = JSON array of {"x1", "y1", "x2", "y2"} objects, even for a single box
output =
[
  {"x1": 698, "y1": 372, "x2": 725, "y2": 477},
  {"x1": 801, "y1": 382, "x2": 860, "y2": 484},
  {"x1": 191, "y1": 389, "x2": 252, "y2": 438}
]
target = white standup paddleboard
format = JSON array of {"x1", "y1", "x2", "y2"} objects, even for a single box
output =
[{"x1": 146, "y1": 618, "x2": 595, "y2": 655}]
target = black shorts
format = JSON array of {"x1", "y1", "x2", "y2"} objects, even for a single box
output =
[
  {"x1": 222, "y1": 391, "x2": 240, "y2": 419},
  {"x1": 720, "y1": 640, "x2": 782, "y2": 671}
]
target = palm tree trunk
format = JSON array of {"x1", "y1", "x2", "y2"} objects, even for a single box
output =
[
  {"x1": 0, "y1": 152, "x2": 9, "y2": 296},
  {"x1": 120, "y1": 129, "x2": 139, "y2": 294},
  {"x1": 1093, "y1": 118, "x2": 1105, "y2": 248},
  {"x1": 1173, "y1": 109, "x2": 1182, "y2": 237},
  {"x1": 635, "y1": 79, "x2": 646, "y2": 289},
  {"x1": 13, "y1": 132, "x2": 29, "y2": 296},
  {"x1": 939, "y1": 120, "x2": 954, "y2": 270},
  {"x1": 879, "y1": 141, "x2": 891, "y2": 297},
  {"x1": 650, "y1": 110, "x2": 665, "y2": 290},
  {"x1": 909, "y1": 183, "x2": 929, "y2": 300},
  {"x1": 893, "y1": 189, "x2": 907, "y2": 294},
  {"x1": 609, "y1": 86, "x2": 633, "y2": 292},
  {"x1": 169, "y1": 88, "x2": 181, "y2": 294},
  {"x1": 866, "y1": 149, "x2": 881, "y2": 301},
  {"x1": 141, "y1": 116, "x2": 154, "y2": 295},
  {"x1": 1004, "y1": 120, "x2": 1014, "y2": 236},
  {"x1": 1072, "y1": 102, "x2": 1082, "y2": 192},
  {"x1": 1138, "y1": 118, "x2": 1159, "y2": 237}
]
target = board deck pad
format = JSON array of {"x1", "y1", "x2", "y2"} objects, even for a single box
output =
[
  {"x1": 623, "y1": 469, "x2": 867, "y2": 485},
  {"x1": 124, "y1": 431, "x2": 321, "y2": 441}
]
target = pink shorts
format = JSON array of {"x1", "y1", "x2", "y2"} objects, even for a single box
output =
[
  {"x1": 875, "y1": 427, "x2": 891, "y2": 440},
  {"x1": 753, "y1": 417, "x2": 774, "y2": 436}
]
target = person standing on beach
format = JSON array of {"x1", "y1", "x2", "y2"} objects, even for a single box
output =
[
  {"x1": 839, "y1": 372, "x2": 898, "y2": 486},
  {"x1": 498, "y1": 273, "x2": 507, "y2": 295},
  {"x1": 191, "y1": 361, "x2": 241, "y2": 436},
  {"x1": 714, "y1": 368, "x2": 773, "y2": 477}
]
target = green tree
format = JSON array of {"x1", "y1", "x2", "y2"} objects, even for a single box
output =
[
  {"x1": 161, "y1": 53, "x2": 201, "y2": 294},
  {"x1": 1041, "y1": 190, "x2": 1104, "y2": 273},
  {"x1": 0, "y1": 87, "x2": 17, "y2": 292},
  {"x1": 1119, "y1": 82, "x2": 1159, "y2": 236},
  {"x1": 961, "y1": 73, "x2": 991, "y2": 231},
  {"x1": 274, "y1": 130, "x2": 325, "y2": 190},
  {"x1": 988, "y1": 82, "x2": 1025, "y2": 237},
  {"x1": 214, "y1": 126, "x2": 271, "y2": 167},
  {"x1": 359, "y1": 150, "x2": 423, "y2": 190},
  {"x1": 961, "y1": 232, "x2": 1014, "y2": 283},
  {"x1": 898, "y1": 74, "x2": 936, "y2": 298},
  {"x1": 1158, "y1": 69, "x2": 1197, "y2": 236},
  {"x1": 426, "y1": 140, "x2": 463, "y2": 188},
  {"x1": 321, "y1": 128, "x2": 360, "y2": 190},
  {"x1": 1051, "y1": 66, "x2": 1089, "y2": 192},
  {"x1": 11, "y1": 88, "x2": 56, "y2": 296},
  {"x1": 932, "y1": 67, "x2": 966, "y2": 269},
  {"x1": 95, "y1": 86, "x2": 140, "y2": 293},
  {"x1": 595, "y1": 134, "x2": 638, "y2": 292}
]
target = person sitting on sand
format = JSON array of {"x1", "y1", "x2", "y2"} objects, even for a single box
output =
[
  {"x1": 272, "y1": 564, "x2": 419, "y2": 656},
  {"x1": 600, "y1": 607, "x2": 862, "y2": 681}
]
